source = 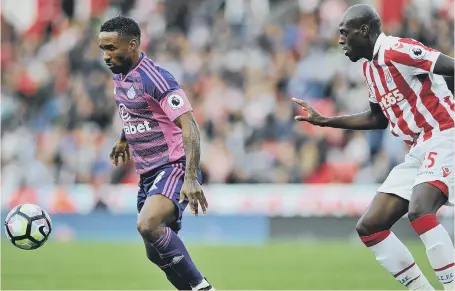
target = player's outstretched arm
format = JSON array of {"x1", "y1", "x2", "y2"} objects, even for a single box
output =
[
  {"x1": 293, "y1": 98, "x2": 388, "y2": 130},
  {"x1": 174, "y1": 112, "x2": 208, "y2": 216},
  {"x1": 433, "y1": 53, "x2": 454, "y2": 77}
]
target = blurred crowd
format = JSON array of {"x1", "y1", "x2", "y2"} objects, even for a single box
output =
[{"x1": 1, "y1": 0, "x2": 454, "y2": 191}]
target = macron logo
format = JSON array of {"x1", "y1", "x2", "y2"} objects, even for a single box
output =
[{"x1": 442, "y1": 167, "x2": 451, "y2": 178}]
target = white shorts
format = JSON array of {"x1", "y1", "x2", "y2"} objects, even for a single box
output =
[{"x1": 378, "y1": 129, "x2": 454, "y2": 206}]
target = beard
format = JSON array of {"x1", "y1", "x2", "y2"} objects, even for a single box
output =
[{"x1": 111, "y1": 55, "x2": 134, "y2": 74}]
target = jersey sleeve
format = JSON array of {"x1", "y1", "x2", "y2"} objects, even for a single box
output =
[
  {"x1": 141, "y1": 68, "x2": 193, "y2": 121},
  {"x1": 362, "y1": 61, "x2": 378, "y2": 103},
  {"x1": 385, "y1": 39, "x2": 441, "y2": 75},
  {"x1": 159, "y1": 89, "x2": 193, "y2": 121},
  {"x1": 367, "y1": 86, "x2": 378, "y2": 103}
]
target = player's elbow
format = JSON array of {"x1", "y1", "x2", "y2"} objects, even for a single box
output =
[
  {"x1": 378, "y1": 118, "x2": 388, "y2": 129},
  {"x1": 371, "y1": 115, "x2": 388, "y2": 130}
]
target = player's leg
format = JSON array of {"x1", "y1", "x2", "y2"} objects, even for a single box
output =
[
  {"x1": 137, "y1": 192, "x2": 211, "y2": 290},
  {"x1": 408, "y1": 184, "x2": 454, "y2": 290},
  {"x1": 143, "y1": 239, "x2": 192, "y2": 290},
  {"x1": 356, "y1": 192, "x2": 434, "y2": 290},
  {"x1": 137, "y1": 180, "x2": 193, "y2": 290},
  {"x1": 408, "y1": 135, "x2": 454, "y2": 290}
]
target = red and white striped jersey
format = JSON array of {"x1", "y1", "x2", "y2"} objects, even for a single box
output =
[{"x1": 363, "y1": 33, "x2": 454, "y2": 145}]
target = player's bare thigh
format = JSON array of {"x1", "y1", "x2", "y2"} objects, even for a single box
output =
[
  {"x1": 137, "y1": 195, "x2": 178, "y2": 240},
  {"x1": 356, "y1": 192, "x2": 409, "y2": 237},
  {"x1": 408, "y1": 183, "x2": 449, "y2": 222}
]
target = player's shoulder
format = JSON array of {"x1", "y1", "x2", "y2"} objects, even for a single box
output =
[
  {"x1": 382, "y1": 35, "x2": 434, "y2": 60},
  {"x1": 135, "y1": 55, "x2": 180, "y2": 98},
  {"x1": 379, "y1": 35, "x2": 407, "y2": 52}
]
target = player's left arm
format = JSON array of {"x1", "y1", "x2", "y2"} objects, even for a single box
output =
[
  {"x1": 142, "y1": 69, "x2": 208, "y2": 215},
  {"x1": 156, "y1": 88, "x2": 208, "y2": 215},
  {"x1": 433, "y1": 54, "x2": 454, "y2": 77},
  {"x1": 157, "y1": 89, "x2": 200, "y2": 181},
  {"x1": 174, "y1": 111, "x2": 201, "y2": 183},
  {"x1": 174, "y1": 108, "x2": 208, "y2": 216}
]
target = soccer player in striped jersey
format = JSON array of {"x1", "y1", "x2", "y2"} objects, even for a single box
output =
[
  {"x1": 98, "y1": 16, "x2": 213, "y2": 291},
  {"x1": 293, "y1": 4, "x2": 454, "y2": 291}
]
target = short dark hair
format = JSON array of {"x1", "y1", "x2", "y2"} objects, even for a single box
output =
[{"x1": 100, "y1": 16, "x2": 141, "y2": 41}]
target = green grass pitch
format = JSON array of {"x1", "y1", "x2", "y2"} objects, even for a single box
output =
[{"x1": 1, "y1": 241, "x2": 441, "y2": 290}]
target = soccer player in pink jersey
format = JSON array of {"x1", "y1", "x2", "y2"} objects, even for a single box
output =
[
  {"x1": 293, "y1": 4, "x2": 454, "y2": 291},
  {"x1": 98, "y1": 16, "x2": 213, "y2": 291}
]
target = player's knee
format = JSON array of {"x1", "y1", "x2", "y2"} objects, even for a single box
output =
[
  {"x1": 355, "y1": 218, "x2": 371, "y2": 236},
  {"x1": 137, "y1": 214, "x2": 162, "y2": 239},
  {"x1": 407, "y1": 204, "x2": 433, "y2": 222},
  {"x1": 408, "y1": 183, "x2": 447, "y2": 222},
  {"x1": 355, "y1": 216, "x2": 386, "y2": 236}
]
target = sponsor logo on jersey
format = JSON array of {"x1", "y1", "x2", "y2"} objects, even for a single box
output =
[
  {"x1": 119, "y1": 103, "x2": 131, "y2": 121},
  {"x1": 123, "y1": 121, "x2": 153, "y2": 135},
  {"x1": 118, "y1": 103, "x2": 153, "y2": 135}
]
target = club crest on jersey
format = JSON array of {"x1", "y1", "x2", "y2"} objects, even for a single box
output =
[
  {"x1": 127, "y1": 86, "x2": 137, "y2": 99},
  {"x1": 383, "y1": 67, "x2": 394, "y2": 85},
  {"x1": 168, "y1": 94, "x2": 184, "y2": 110},
  {"x1": 409, "y1": 45, "x2": 426, "y2": 60}
]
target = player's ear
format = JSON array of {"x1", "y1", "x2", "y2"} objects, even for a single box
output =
[
  {"x1": 128, "y1": 38, "x2": 139, "y2": 52},
  {"x1": 360, "y1": 24, "x2": 369, "y2": 38}
]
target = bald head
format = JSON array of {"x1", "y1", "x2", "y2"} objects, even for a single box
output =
[
  {"x1": 338, "y1": 4, "x2": 383, "y2": 62},
  {"x1": 341, "y1": 4, "x2": 381, "y2": 34}
]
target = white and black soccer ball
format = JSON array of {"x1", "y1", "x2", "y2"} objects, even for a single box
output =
[{"x1": 4, "y1": 204, "x2": 52, "y2": 250}]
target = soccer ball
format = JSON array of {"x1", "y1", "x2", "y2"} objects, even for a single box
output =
[{"x1": 4, "y1": 204, "x2": 52, "y2": 250}]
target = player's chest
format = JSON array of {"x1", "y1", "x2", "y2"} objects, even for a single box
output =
[
  {"x1": 113, "y1": 80, "x2": 154, "y2": 120},
  {"x1": 365, "y1": 63, "x2": 408, "y2": 111},
  {"x1": 113, "y1": 80, "x2": 150, "y2": 110}
]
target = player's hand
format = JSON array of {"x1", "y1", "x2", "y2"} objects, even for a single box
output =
[
  {"x1": 292, "y1": 97, "x2": 329, "y2": 126},
  {"x1": 109, "y1": 140, "x2": 131, "y2": 166},
  {"x1": 179, "y1": 178, "x2": 208, "y2": 216}
]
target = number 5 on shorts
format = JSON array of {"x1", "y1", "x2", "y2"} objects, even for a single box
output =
[{"x1": 424, "y1": 152, "x2": 438, "y2": 168}]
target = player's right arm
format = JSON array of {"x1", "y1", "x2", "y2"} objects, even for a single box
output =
[
  {"x1": 110, "y1": 129, "x2": 131, "y2": 166},
  {"x1": 292, "y1": 98, "x2": 388, "y2": 130}
]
